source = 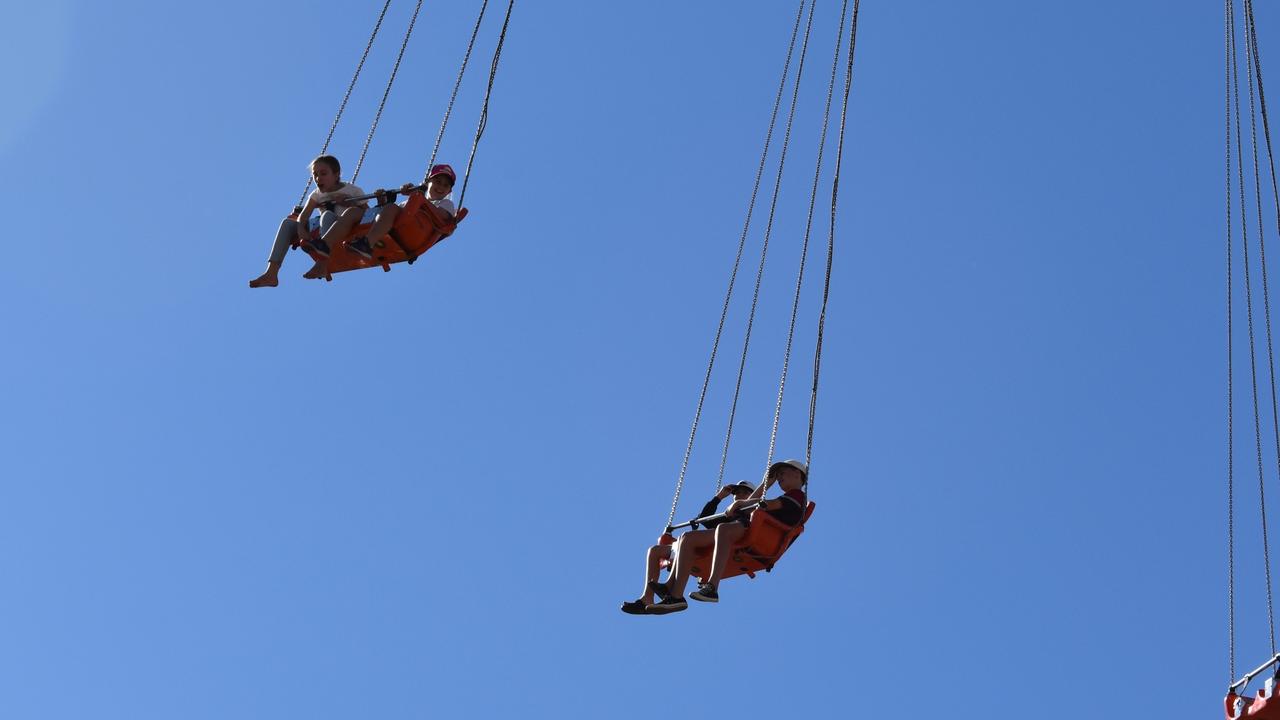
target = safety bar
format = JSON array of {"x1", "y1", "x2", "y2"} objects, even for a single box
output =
[
  {"x1": 1230, "y1": 653, "x2": 1280, "y2": 695},
  {"x1": 343, "y1": 184, "x2": 428, "y2": 203},
  {"x1": 666, "y1": 500, "x2": 762, "y2": 532},
  {"x1": 291, "y1": 184, "x2": 430, "y2": 214}
]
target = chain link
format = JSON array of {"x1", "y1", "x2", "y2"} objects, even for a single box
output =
[
  {"x1": 457, "y1": 0, "x2": 514, "y2": 209},
  {"x1": 351, "y1": 0, "x2": 425, "y2": 183},
  {"x1": 295, "y1": 0, "x2": 392, "y2": 209},
  {"x1": 766, "y1": 0, "x2": 849, "y2": 487},
  {"x1": 727, "y1": 0, "x2": 816, "y2": 489},
  {"x1": 1227, "y1": 0, "x2": 1238, "y2": 682},
  {"x1": 664, "y1": 0, "x2": 809, "y2": 531},
  {"x1": 424, "y1": 0, "x2": 491, "y2": 179},
  {"x1": 1246, "y1": 0, "x2": 1280, "y2": 656},
  {"x1": 1230, "y1": 0, "x2": 1279, "y2": 657}
]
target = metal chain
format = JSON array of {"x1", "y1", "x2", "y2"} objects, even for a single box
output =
[
  {"x1": 351, "y1": 0, "x2": 425, "y2": 183},
  {"x1": 1244, "y1": 2, "x2": 1280, "y2": 605},
  {"x1": 1245, "y1": 0, "x2": 1280, "y2": 656},
  {"x1": 457, "y1": 0, "x2": 515, "y2": 209},
  {"x1": 1228, "y1": 0, "x2": 1238, "y2": 683},
  {"x1": 809, "y1": 0, "x2": 859, "y2": 477},
  {"x1": 765, "y1": 0, "x2": 848, "y2": 484},
  {"x1": 1232, "y1": 0, "x2": 1278, "y2": 656},
  {"x1": 425, "y1": 0, "x2": 491, "y2": 179},
  {"x1": 663, "y1": 0, "x2": 809, "y2": 532},
  {"x1": 296, "y1": 0, "x2": 392, "y2": 209},
  {"x1": 723, "y1": 0, "x2": 817, "y2": 491}
]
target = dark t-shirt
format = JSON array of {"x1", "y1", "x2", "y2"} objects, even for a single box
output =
[
  {"x1": 763, "y1": 488, "x2": 807, "y2": 527},
  {"x1": 694, "y1": 495, "x2": 733, "y2": 529}
]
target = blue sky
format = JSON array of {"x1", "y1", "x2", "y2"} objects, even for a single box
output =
[{"x1": 0, "y1": 1, "x2": 1248, "y2": 718}]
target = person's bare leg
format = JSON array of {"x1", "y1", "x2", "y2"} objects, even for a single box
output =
[
  {"x1": 251, "y1": 218, "x2": 301, "y2": 287},
  {"x1": 364, "y1": 205, "x2": 401, "y2": 248},
  {"x1": 704, "y1": 522, "x2": 748, "y2": 589},
  {"x1": 664, "y1": 530, "x2": 716, "y2": 599},
  {"x1": 249, "y1": 261, "x2": 281, "y2": 288},
  {"x1": 638, "y1": 544, "x2": 671, "y2": 604},
  {"x1": 306, "y1": 207, "x2": 365, "y2": 278}
]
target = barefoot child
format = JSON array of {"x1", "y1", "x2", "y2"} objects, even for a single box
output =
[
  {"x1": 249, "y1": 155, "x2": 369, "y2": 288},
  {"x1": 344, "y1": 164, "x2": 457, "y2": 260}
]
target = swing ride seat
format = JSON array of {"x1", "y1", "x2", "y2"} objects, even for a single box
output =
[
  {"x1": 293, "y1": 192, "x2": 468, "y2": 278},
  {"x1": 665, "y1": 502, "x2": 815, "y2": 582},
  {"x1": 1227, "y1": 682, "x2": 1280, "y2": 720}
]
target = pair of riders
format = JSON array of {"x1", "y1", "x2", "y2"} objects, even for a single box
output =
[
  {"x1": 622, "y1": 458, "x2": 809, "y2": 615},
  {"x1": 249, "y1": 155, "x2": 457, "y2": 288}
]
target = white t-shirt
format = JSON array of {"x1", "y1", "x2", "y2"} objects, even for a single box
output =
[
  {"x1": 398, "y1": 194, "x2": 455, "y2": 217},
  {"x1": 429, "y1": 196, "x2": 456, "y2": 217},
  {"x1": 309, "y1": 182, "x2": 366, "y2": 210}
]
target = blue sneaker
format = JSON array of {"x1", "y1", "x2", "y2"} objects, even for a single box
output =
[
  {"x1": 305, "y1": 238, "x2": 331, "y2": 258},
  {"x1": 346, "y1": 236, "x2": 373, "y2": 259}
]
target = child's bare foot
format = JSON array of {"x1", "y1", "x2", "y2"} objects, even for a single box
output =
[
  {"x1": 303, "y1": 261, "x2": 328, "y2": 280},
  {"x1": 248, "y1": 272, "x2": 278, "y2": 288}
]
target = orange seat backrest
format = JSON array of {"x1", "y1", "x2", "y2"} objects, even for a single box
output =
[
  {"x1": 689, "y1": 501, "x2": 816, "y2": 581},
  {"x1": 738, "y1": 501, "x2": 815, "y2": 557},
  {"x1": 299, "y1": 193, "x2": 466, "y2": 276}
]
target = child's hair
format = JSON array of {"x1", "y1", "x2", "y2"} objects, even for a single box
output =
[{"x1": 310, "y1": 155, "x2": 341, "y2": 176}]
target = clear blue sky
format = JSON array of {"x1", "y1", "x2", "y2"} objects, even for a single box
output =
[{"x1": 0, "y1": 1, "x2": 1244, "y2": 718}]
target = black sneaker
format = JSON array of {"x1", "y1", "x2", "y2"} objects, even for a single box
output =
[
  {"x1": 620, "y1": 600, "x2": 648, "y2": 615},
  {"x1": 347, "y1": 236, "x2": 373, "y2": 259},
  {"x1": 648, "y1": 580, "x2": 672, "y2": 604},
  {"x1": 690, "y1": 583, "x2": 719, "y2": 603},
  {"x1": 305, "y1": 238, "x2": 331, "y2": 258},
  {"x1": 647, "y1": 596, "x2": 688, "y2": 615}
]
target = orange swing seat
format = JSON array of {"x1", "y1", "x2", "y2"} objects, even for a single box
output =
[
  {"x1": 293, "y1": 191, "x2": 468, "y2": 279},
  {"x1": 1227, "y1": 656, "x2": 1280, "y2": 719},
  {"x1": 660, "y1": 502, "x2": 815, "y2": 582},
  {"x1": 1228, "y1": 685, "x2": 1280, "y2": 719}
]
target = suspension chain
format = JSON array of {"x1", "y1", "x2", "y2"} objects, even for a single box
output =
[
  {"x1": 1228, "y1": 0, "x2": 1239, "y2": 682},
  {"x1": 295, "y1": 0, "x2": 392, "y2": 208},
  {"x1": 425, "y1": 0, "x2": 492, "y2": 179},
  {"x1": 457, "y1": 0, "x2": 515, "y2": 209},
  {"x1": 766, "y1": 0, "x2": 849, "y2": 483},
  {"x1": 722, "y1": 0, "x2": 817, "y2": 489},
  {"x1": 663, "y1": 0, "x2": 809, "y2": 531},
  {"x1": 351, "y1": 0, "x2": 425, "y2": 183}
]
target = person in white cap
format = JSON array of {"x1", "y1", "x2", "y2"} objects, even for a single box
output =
[
  {"x1": 620, "y1": 481, "x2": 757, "y2": 615},
  {"x1": 650, "y1": 459, "x2": 808, "y2": 610}
]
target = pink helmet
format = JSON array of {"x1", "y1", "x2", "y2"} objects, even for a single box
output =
[{"x1": 428, "y1": 164, "x2": 456, "y2": 185}]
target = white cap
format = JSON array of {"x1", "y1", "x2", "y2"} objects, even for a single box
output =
[{"x1": 768, "y1": 459, "x2": 808, "y2": 480}]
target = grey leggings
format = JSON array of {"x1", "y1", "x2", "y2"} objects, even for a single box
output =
[{"x1": 268, "y1": 211, "x2": 339, "y2": 264}]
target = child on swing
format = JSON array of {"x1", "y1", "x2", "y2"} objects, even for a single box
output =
[
  {"x1": 343, "y1": 164, "x2": 457, "y2": 260},
  {"x1": 249, "y1": 155, "x2": 369, "y2": 288},
  {"x1": 648, "y1": 459, "x2": 809, "y2": 611}
]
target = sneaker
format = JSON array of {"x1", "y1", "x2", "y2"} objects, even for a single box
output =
[
  {"x1": 648, "y1": 580, "x2": 672, "y2": 604},
  {"x1": 347, "y1": 236, "x2": 373, "y2": 259},
  {"x1": 690, "y1": 583, "x2": 719, "y2": 603},
  {"x1": 620, "y1": 600, "x2": 648, "y2": 615},
  {"x1": 305, "y1": 238, "x2": 331, "y2": 258},
  {"x1": 647, "y1": 596, "x2": 688, "y2": 615}
]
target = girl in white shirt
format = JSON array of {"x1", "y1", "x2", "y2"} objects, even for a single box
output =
[{"x1": 249, "y1": 155, "x2": 369, "y2": 288}]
